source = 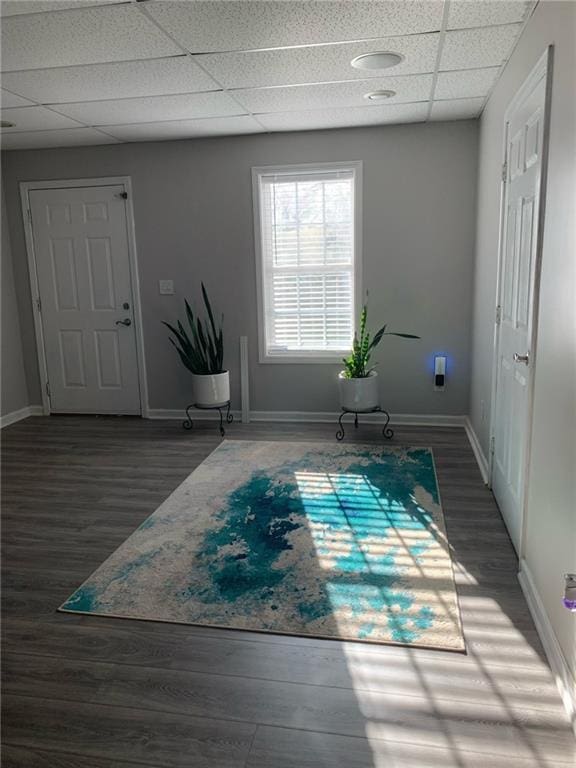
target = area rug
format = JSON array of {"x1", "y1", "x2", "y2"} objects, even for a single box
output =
[{"x1": 60, "y1": 440, "x2": 464, "y2": 651}]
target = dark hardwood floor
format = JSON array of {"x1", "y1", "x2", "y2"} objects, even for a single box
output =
[{"x1": 1, "y1": 416, "x2": 574, "y2": 767}]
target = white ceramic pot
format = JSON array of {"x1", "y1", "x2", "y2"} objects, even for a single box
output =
[
  {"x1": 338, "y1": 370, "x2": 379, "y2": 411},
  {"x1": 192, "y1": 371, "x2": 230, "y2": 407}
]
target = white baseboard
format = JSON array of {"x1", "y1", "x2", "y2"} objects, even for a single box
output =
[
  {"x1": 147, "y1": 408, "x2": 466, "y2": 428},
  {"x1": 0, "y1": 405, "x2": 44, "y2": 429},
  {"x1": 518, "y1": 562, "x2": 576, "y2": 734},
  {"x1": 148, "y1": 408, "x2": 242, "y2": 421},
  {"x1": 464, "y1": 416, "x2": 490, "y2": 485}
]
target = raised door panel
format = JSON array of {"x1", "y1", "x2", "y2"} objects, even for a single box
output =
[
  {"x1": 50, "y1": 238, "x2": 79, "y2": 311},
  {"x1": 46, "y1": 202, "x2": 71, "y2": 227},
  {"x1": 58, "y1": 330, "x2": 86, "y2": 388},
  {"x1": 86, "y1": 237, "x2": 116, "y2": 311},
  {"x1": 94, "y1": 330, "x2": 122, "y2": 389},
  {"x1": 524, "y1": 108, "x2": 541, "y2": 170},
  {"x1": 516, "y1": 197, "x2": 535, "y2": 330},
  {"x1": 83, "y1": 200, "x2": 109, "y2": 223},
  {"x1": 494, "y1": 355, "x2": 512, "y2": 479}
]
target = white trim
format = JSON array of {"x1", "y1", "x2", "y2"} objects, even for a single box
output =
[
  {"x1": 488, "y1": 47, "x2": 553, "y2": 558},
  {"x1": 0, "y1": 405, "x2": 44, "y2": 429},
  {"x1": 239, "y1": 335, "x2": 250, "y2": 424},
  {"x1": 251, "y1": 160, "x2": 363, "y2": 365},
  {"x1": 148, "y1": 409, "x2": 465, "y2": 427},
  {"x1": 464, "y1": 417, "x2": 490, "y2": 485},
  {"x1": 148, "y1": 408, "x2": 241, "y2": 421},
  {"x1": 518, "y1": 561, "x2": 576, "y2": 734},
  {"x1": 19, "y1": 176, "x2": 149, "y2": 418}
]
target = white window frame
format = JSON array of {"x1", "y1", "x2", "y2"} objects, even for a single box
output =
[{"x1": 252, "y1": 161, "x2": 363, "y2": 364}]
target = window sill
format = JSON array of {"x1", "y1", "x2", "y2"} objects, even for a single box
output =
[{"x1": 259, "y1": 352, "x2": 349, "y2": 365}]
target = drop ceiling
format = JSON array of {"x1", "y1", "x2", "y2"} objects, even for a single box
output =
[{"x1": 0, "y1": 0, "x2": 536, "y2": 150}]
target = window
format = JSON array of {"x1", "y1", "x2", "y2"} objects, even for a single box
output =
[{"x1": 253, "y1": 162, "x2": 362, "y2": 363}]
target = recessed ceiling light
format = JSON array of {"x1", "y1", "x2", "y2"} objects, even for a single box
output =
[
  {"x1": 351, "y1": 52, "x2": 403, "y2": 71},
  {"x1": 0, "y1": 120, "x2": 16, "y2": 128},
  {"x1": 364, "y1": 90, "x2": 396, "y2": 102}
]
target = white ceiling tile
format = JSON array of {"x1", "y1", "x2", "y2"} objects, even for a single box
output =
[
  {"x1": 197, "y1": 33, "x2": 440, "y2": 90},
  {"x1": 1, "y1": 57, "x2": 219, "y2": 104},
  {"x1": 430, "y1": 98, "x2": 485, "y2": 121},
  {"x1": 0, "y1": 4, "x2": 181, "y2": 72},
  {"x1": 103, "y1": 115, "x2": 264, "y2": 142},
  {"x1": 50, "y1": 91, "x2": 246, "y2": 125},
  {"x1": 146, "y1": 1, "x2": 444, "y2": 54},
  {"x1": 0, "y1": 1, "x2": 123, "y2": 16},
  {"x1": 0, "y1": 105, "x2": 83, "y2": 131},
  {"x1": 258, "y1": 103, "x2": 428, "y2": 132},
  {"x1": 0, "y1": 127, "x2": 119, "y2": 150},
  {"x1": 435, "y1": 67, "x2": 499, "y2": 100},
  {"x1": 441, "y1": 25, "x2": 521, "y2": 71},
  {"x1": 235, "y1": 75, "x2": 432, "y2": 114},
  {"x1": 1, "y1": 88, "x2": 35, "y2": 108},
  {"x1": 448, "y1": 0, "x2": 532, "y2": 30}
]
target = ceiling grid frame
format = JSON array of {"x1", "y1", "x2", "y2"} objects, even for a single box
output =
[
  {"x1": 134, "y1": 0, "x2": 270, "y2": 134},
  {"x1": 426, "y1": 0, "x2": 451, "y2": 120},
  {"x1": 0, "y1": 0, "x2": 538, "y2": 149}
]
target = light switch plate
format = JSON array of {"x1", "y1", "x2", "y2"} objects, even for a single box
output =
[{"x1": 159, "y1": 279, "x2": 174, "y2": 295}]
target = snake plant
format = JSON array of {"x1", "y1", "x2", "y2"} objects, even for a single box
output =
[
  {"x1": 163, "y1": 284, "x2": 224, "y2": 375},
  {"x1": 342, "y1": 303, "x2": 420, "y2": 379}
]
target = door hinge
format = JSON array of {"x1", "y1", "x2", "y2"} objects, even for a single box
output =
[
  {"x1": 36, "y1": 296, "x2": 42, "y2": 312},
  {"x1": 116, "y1": 191, "x2": 128, "y2": 200},
  {"x1": 490, "y1": 436, "x2": 495, "y2": 455},
  {"x1": 501, "y1": 162, "x2": 508, "y2": 183},
  {"x1": 45, "y1": 381, "x2": 51, "y2": 399},
  {"x1": 495, "y1": 305, "x2": 502, "y2": 325},
  {"x1": 27, "y1": 208, "x2": 32, "y2": 223}
]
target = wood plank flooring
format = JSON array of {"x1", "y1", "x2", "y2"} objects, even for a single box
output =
[{"x1": 2, "y1": 416, "x2": 574, "y2": 767}]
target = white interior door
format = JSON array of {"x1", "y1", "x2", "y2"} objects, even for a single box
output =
[
  {"x1": 30, "y1": 185, "x2": 141, "y2": 414},
  {"x1": 491, "y1": 60, "x2": 548, "y2": 553}
]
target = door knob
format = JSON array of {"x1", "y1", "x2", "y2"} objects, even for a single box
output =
[
  {"x1": 513, "y1": 352, "x2": 529, "y2": 364},
  {"x1": 115, "y1": 318, "x2": 132, "y2": 326}
]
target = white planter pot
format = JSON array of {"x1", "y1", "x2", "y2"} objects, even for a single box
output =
[
  {"x1": 192, "y1": 371, "x2": 230, "y2": 407},
  {"x1": 338, "y1": 370, "x2": 379, "y2": 411}
]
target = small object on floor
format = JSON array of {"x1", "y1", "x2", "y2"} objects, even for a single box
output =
[
  {"x1": 183, "y1": 400, "x2": 233, "y2": 437},
  {"x1": 563, "y1": 573, "x2": 576, "y2": 611},
  {"x1": 336, "y1": 406, "x2": 393, "y2": 441}
]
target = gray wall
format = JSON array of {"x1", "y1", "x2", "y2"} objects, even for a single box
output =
[
  {"x1": 1, "y1": 177, "x2": 29, "y2": 417},
  {"x1": 470, "y1": 1, "x2": 575, "y2": 681},
  {"x1": 2, "y1": 120, "x2": 478, "y2": 415}
]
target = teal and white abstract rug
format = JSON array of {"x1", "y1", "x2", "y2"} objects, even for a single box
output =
[{"x1": 60, "y1": 441, "x2": 464, "y2": 651}]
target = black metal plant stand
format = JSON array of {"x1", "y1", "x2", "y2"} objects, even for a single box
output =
[
  {"x1": 183, "y1": 401, "x2": 233, "y2": 437},
  {"x1": 336, "y1": 406, "x2": 394, "y2": 441}
]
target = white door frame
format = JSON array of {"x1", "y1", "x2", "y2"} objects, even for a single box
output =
[
  {"x1": 488, "y1": 47, "x2": 553, "y2": 557},
  {"x1": 19, "y1": 176, "x2": 149, "y2": 418}
]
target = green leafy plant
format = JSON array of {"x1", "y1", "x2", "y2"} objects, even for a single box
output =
[
  {"x1": 163, "y1": 284, "x2": 224, "y2": 375},
  {"x1": 342, "y1": 303, "x2": 420, "y2": 379}
]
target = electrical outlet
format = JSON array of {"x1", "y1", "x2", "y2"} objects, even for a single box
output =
[{"x1": 159, "y1": 280, "x2": 174, "y2": 295}]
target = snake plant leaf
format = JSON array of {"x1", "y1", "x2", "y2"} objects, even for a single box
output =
[
  {"x1": 341, "y1": 303, "x2": 420, "y2": 379},
  {"x1": 202, "y1": 282, "x2": 219, "y2": 342},
  {"x1": 368, "y1": 324, "x2": 387, "y2": 351},
  {"x1": 196, "y1": 317, "x2": 208, "y2": 355},
  {"x1": 163, "y1": 287, "x2": 225, "y2": 375},
  {"x1": 185, "y1": 299, "x2": 196, "y2": 334},
  {"x1": 168, "y1": 337, "x2": 196, "y2": 374},
  {"x1": 163, "y1": 321, "x2": 192, "y2": 353}
]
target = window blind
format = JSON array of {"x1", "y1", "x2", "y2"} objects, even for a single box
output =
[{"x1": 257, "y1": 167, "x2": 357, "y2": 357}]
